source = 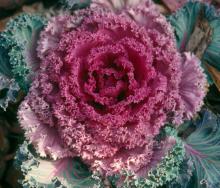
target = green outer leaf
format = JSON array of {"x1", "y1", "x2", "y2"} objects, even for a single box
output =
[
  {"x1": 167, "y1": 1, "x2": 200, "y2": 51},
  {"x1": 167, "y1": 158, "x2": 195, "y2": 188},
  {"x1": 184, "y1": 109, "x2": 220, "y2": 188},
  {"x1": 0, "y1": 38, "x2": 19, "y2": 110},
  {"x1": 167, "y1": 1, "x2": 220, "y2": 84},
  {"x1": 15, "y1": 141, "x2": 104, "y2": 188},
  {"x1": 203, "y1": 5, "x2": 220, "y2": 71},
  {"x1": 0, "y1": 13, "x2": 46, "y2": 92}
]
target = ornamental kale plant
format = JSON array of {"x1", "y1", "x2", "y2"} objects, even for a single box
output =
[{"x1": 1, "y1": 0, "x2": 220, "y2": 188}]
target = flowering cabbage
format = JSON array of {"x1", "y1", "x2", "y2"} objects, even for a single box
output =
[{"x1": 18, "y1": 0, "x2": 207, "y2": 186}]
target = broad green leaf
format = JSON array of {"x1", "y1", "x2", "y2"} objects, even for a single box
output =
[
  {"x1": 167, "y1": 1, "x2": 200, "y2": 51},
  {"x1": 183, "y1": 110, "x2": 220, "y2": 188}
]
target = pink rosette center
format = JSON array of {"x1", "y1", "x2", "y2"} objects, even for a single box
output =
[{"x1": 18, "y1": 6, "x2": 207, "y2": 176}]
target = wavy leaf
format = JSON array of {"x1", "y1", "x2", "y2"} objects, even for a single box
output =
[
  {"x1": 114, "y1": 127, "x2": 185, "y2": 188},
  {"x1": 183, "y1": 109, "x2": 220, "y2": 188},
  {"x1": 167, "y1": 1, "x2": 200, "y2": 51}
]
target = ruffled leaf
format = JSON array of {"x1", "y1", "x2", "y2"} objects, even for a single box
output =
[
  {"x1": 179, "y1": 52, "x2": 207, "y2": 119},
  {"x1": 184, "y1": 109, "x2": 220, "y2": 188},
  {"x1": 0, "y1": 13, "x2": 46, "y2": 92},
  {"x1": 168, "y1": 2, "x2": 220, "y2": 84},
  {"x1": 167, "y1": 158, "x2": 195, "y2": 188},
  {"x1": 114, "y1": 127, "x2": 185, "y2": 188},
  {"x1": 18, "y1": 100, "x2": 72, "y2": 160},
  {"x1": 0, "y1": 39, "x2": 20, "y2": 110},
  {"x1": 91, "y1": 0, "x2": 153, "y2": 12},
  {"x1": 0, "y1": 74, "x2": 19, "y2": 110},
  {"x1": 15, "y1": 141, "x2": 104, "y2": 188}
]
